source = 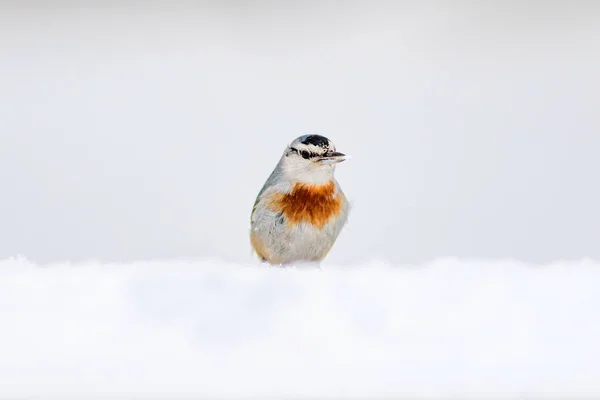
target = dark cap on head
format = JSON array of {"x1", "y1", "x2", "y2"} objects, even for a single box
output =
[{"x1": 300, "y1": 134, "x2": 330, "y2": 149}]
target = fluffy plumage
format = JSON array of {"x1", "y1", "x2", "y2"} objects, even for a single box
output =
[{"x1": 250, "y1": 134, "x2": 350, "y2": 266}]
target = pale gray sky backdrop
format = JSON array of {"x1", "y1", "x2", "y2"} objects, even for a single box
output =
[{"x1": 1, "y1": 1, "x2": 599, "y2": 264}]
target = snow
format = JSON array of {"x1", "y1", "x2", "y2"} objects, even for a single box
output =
[{"x1": 1, "y1": 257, "x2": 599, "y2": 398}]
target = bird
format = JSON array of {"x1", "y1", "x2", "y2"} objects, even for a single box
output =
[{"x1": 250, "y1": 134, "x2": 350, "y2": 266}]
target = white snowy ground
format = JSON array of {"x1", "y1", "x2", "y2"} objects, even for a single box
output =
[{"x1": 1, "y1": 257, "x2": 599, "y2": 398}]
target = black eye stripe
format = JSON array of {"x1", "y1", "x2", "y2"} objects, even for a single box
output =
[{"x1": 290, "y1": 147, "x2": 314, "y2": 159}]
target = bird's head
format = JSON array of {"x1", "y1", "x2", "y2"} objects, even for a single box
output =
[{"x1": 279, "y1": 134, "x2": 348, "y2": 185}]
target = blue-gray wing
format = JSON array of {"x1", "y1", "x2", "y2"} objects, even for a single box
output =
[
  {"x1": 250, "y1": 167, "x2": 279, "y2": 224},
  {"x1": 250, "y1": 189, "x2": 265, "y2": 224}
]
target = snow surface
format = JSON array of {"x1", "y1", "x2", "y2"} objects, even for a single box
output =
[{"x1": 1, "y1": 257, "x2": 599, "y2": 398}]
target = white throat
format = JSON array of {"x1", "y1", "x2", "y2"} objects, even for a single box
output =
[
  {"x1": 281, "y1": 156, "x2": 335, "y2": 186},
  {"x1": 293, "y1": 167, "x2": 335, "y2": 185}
]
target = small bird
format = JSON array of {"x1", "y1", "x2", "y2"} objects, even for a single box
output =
[{"x1": 250, "y1": 134, "x2": 350, "y2": 266}]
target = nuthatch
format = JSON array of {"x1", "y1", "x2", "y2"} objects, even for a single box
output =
[{"x1": 250, "y1": 134, "x2": 350, "y2": 266}]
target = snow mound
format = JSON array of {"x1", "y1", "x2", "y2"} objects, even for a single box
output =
[{"x1": 1, "y1": 257, "x2": 599, "y2": 398}]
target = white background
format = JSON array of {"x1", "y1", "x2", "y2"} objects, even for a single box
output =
[{"x1": 1, "y1": 2, "x2": 599, "y2": 265}]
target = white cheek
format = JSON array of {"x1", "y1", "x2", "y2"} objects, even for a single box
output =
[{"x1": 280, "y1": 154, "x2": 335, "y2": 184}]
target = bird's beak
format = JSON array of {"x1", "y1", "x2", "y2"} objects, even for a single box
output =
[{"x1": 318, "y1": 151, "x2": 348, "y2": 165}]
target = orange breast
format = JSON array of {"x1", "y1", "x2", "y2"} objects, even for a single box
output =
[{"x1": 269, "y1": 181, "x2": 342, "y2": 229}]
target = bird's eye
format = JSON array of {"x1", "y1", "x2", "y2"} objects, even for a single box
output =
[{"x1": 300, "y1": 150, "x2": 310, "y2": 159}]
